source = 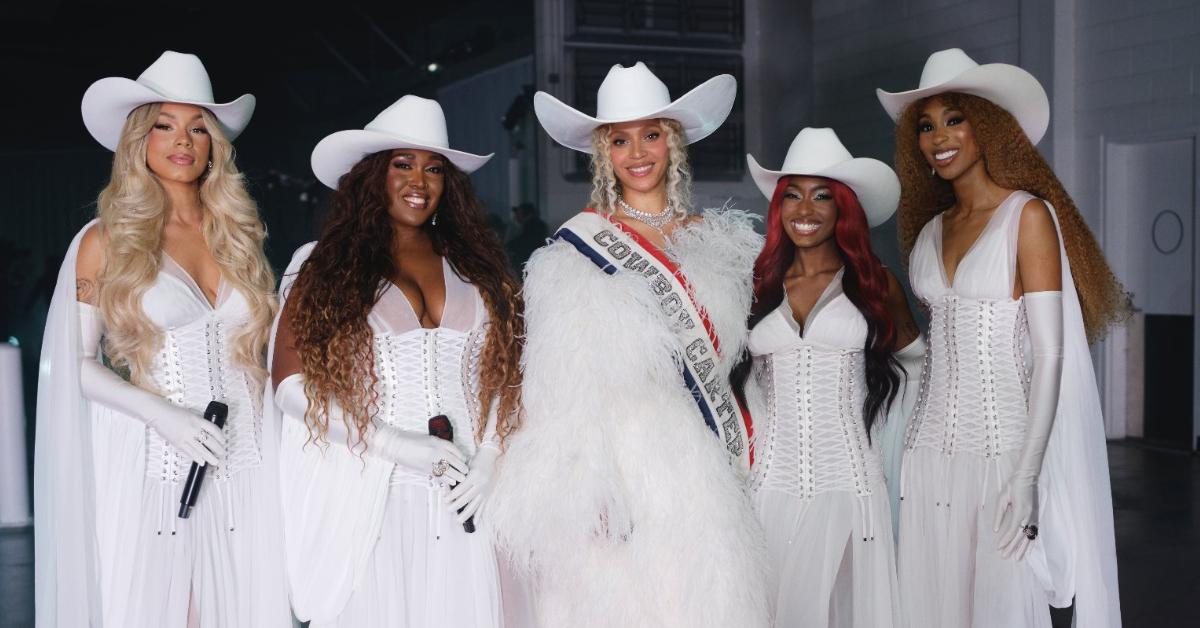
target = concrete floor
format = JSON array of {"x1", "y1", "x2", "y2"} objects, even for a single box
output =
[{"x1": 1, "y1": 442, "x2": 1196, "y2": 627}]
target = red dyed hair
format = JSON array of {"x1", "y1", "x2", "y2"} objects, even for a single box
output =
[{"x1": 743, "y1": 176, "x2": 902, "y2": 433}]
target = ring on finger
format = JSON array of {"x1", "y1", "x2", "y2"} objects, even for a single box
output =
[
  {"x1": 197, "y1": 431, "x2": 210, "y2": 444},
  {"x1": 1021, "y1": 524, "x2": 1039, "y2": 540},
  {"x1": 432, "y1": 459, "x2": 449, "y2": 477}
]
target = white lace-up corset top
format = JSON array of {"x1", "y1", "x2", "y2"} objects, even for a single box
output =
[
  {"x1": 906, "y1": 191, "x2": 1036, "y2": 459},
  {"x1": 141, "y1": 254, "x2": 262, "y2": 484},
  {"x1": 747, "y1": 271, "x2": 885, "y2": 499},
  {"x1": 369, "y1": 258, "x2": 488, "y2": 481}
]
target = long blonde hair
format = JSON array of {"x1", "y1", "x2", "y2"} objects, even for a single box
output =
[
  {"x1": 588, "y1": 118, "x2": 692, "y2": 216},
  {"x1": 97, "y1": 102, "x2": 277, "y2": 387}
]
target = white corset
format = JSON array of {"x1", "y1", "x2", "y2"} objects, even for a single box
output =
[
  {"x1": 750, "y1": 346, "x2": 883, "y2": 499},
  {"x1": 747, "y1": 271, "x2": 885, "y2": 500},
  {"x1": 367, "y1": 258, "x2": 489, "y2": 484},
  {"x1": 140, "y1": 255, "x2": 262, "y2": 484},
  {"x1": 905, "y1": 295, "x2": 1031, "y2": 458},
  {"x1": 373, "y1": 327, "x2": 486, "y2": 457}
]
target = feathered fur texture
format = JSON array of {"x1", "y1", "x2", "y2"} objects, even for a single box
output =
[{"x1": 489, "y1": 209, "x2": 770, "y2": 628}]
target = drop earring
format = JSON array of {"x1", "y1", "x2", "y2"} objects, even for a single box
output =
[
  {"x1": 930, "y1": 166, "x2": 936, "y2": 176},
  {"x1": 207, "y1": 160, "x2": 214, "y2": 170},
  {"x1": 431, "y1": 212, "x2": 439, "y2": 227}
]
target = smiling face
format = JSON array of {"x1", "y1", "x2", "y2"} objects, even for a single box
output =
[
  {"x1": 145, "y1": 102, "x2": 211, "y2": 185},
  {"x1": 607, "y1": 119, "x2": 670, "y2": 196},
  {"x1": 917, "y1": 95, "x2": 984, "y2": 181},
  {"x1": 779, "y1": 176, "x2": 840, "y2": 249},
  {"x1": 385, "y1": 148, "x2": 446, "y2": 227}
]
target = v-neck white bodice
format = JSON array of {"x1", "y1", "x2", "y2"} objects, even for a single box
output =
[
  {"x1": 905, "y1": 191, "x2": 1035, "y2": 459},
  {"x1": 909, "y1": 190, "x2": 1025, "y2": 302},
  {"x1": 141, "y1": 256, "x2": 261, "y2": 484},
  {"x1": 369, "y1": 259, "x2": 489, "y2": 471},
  {"x1": 747, "y1": 272, "x2": 883, "y2": 500}
]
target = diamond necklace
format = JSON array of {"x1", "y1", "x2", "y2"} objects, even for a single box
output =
[{"x1": 616, "y1": 196, "x2": 675, "y2": 231}]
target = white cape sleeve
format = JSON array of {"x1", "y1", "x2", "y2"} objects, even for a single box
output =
[
  {"x1": 33, "y1": 220, "x2": 103, "y2": 628},
  {"x1": 1027, "y1": 204, "x2": 1122, "y2": 626},
  {"x1": 269, "y1": 242, "x2": 392, "y2": 624}
]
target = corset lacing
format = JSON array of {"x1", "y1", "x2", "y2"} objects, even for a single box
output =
[
  {"x1": 147, "y1": 315, "x2": 260, "y2": 534},
  {"x1": 752, "y1": 344, "x2": 883, "y2": 543},
  {"x1": 374, "y1": 327, "x2": 486, "y2": 541},
  {"x1": 901, "y1": 295, "x2": 1031, "y2": 512}
]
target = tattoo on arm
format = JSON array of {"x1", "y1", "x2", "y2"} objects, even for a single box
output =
[{"x1": 76, "y1": 279, "x2": 97, "y2": 304}]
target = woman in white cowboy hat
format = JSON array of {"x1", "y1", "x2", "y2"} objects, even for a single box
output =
[
  {"x1": 487, "y1": 61, "x2": 769, "y2": 628},
  {"x1": 34, "y1": 51, "x2": 289, "y2": 628},
  {"x1": 877, "y1": 48, "x2": 1127, "y2": 628},
  {"x1": 735, "y1": 127, "x2": 924, "y2": 628},
  {"x1": 269, "y1": 94, "x2": 523, "y2": 628}
]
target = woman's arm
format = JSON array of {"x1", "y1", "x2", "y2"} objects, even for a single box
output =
[
  {"x1": 73, "y1": 225, "x2": 226, "y2": 466},
  {"x1": 269, "y1": 275, "x2": 468, "y2": 483},
  {"x1": 993, "y1": 198, "x2": 1064, "y2": 560},
  {"x1": 884, "y1": 269, "x2": 921, "y2": 350}
]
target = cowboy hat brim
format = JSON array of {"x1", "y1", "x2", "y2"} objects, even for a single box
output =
[
  {"x1": 81, "y1": 76, "x2": 255, "y2": 152},
  {"x1": 747, "y1": 154, "x2": 901, "y2": 227},
  {"x1": 875, "y1": 63, "x2": 1049, "y2": 144},
  {"x1": 311, "y1": 128, "x2": 494, "y2": 190},
  {"x1": 534, "y1": 74, "x2": 737, "y2": 153}
]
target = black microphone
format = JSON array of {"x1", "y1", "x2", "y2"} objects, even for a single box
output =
[
  {"x1": 428, "y1": 415, "x2": 475, "y2": 533},
  {"x1": 178, "y1": 401, "x2": 228, "y2": 519}
]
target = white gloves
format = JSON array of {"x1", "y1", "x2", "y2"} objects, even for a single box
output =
[
  {"x1": 993, "y1": 291, "x2": 1064, "y2": 560},
  {"x1": 878, "y1": 335, "x2": 926, "y2": 537},
  {"x1": 373, "y1": 425, "x2": 469, "y2": 485},
  {"x1": 895, "y1": 335, "x2": 927, "y2": 424},
  {"x1": 273, "y1": 373, "x2": 469, "y2": 485},
  {"x1": 77, "y1": 303, "x2": 226, "y2": 467},
  {"x1": 449, "y1": 441, "x2": 500, "y2": 525}
]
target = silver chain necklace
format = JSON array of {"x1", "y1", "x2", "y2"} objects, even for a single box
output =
[{"x1": 616, "y1": 196, "x2": 675, "y2": 231}]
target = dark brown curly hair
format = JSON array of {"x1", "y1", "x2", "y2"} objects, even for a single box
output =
[
  {"x1": 895, "y1": 92, "x2": 1130, "y2": 342},
  {"x1": 286, "y1": 150, "x2": 524, "y2": 449}
]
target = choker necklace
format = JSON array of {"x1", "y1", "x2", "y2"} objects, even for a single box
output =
[{"x1": 616, "y1": 196, "x2": 675, "y2": 231}]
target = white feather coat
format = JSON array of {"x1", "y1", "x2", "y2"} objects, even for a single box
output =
[{"x1": 489, "y1": 210, "x2": 770, "y2": 628}]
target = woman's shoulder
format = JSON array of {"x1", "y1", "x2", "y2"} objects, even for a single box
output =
[
  {"x1": 286, "y1": 241, "x2": 319, "y2": 271},
  {"x1": 75, "y1": 221, "x2": 106, "y2": 282},
  {"x1": 677, "y1": 207, "x2": 762, "y2": 246}
]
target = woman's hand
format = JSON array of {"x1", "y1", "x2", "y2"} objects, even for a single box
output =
[{"x1": 448, "y1": 441, "x2": 500, "y2": 525}]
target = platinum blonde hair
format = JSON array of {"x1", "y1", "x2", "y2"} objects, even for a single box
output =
[
  {"x1": 588, "y1": 118, "x2": 692, "y2": 217},
  {"x1": 97, "y1": 102, "x2": 277, "y2": 390}
]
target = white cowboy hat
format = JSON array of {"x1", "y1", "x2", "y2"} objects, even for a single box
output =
[
  {"x1": 534, "y1": 62, "x2": 736, "y2": 153},
  {"x1": 876, "y1": 48, "x2": 1049, "y2": 144},
  {"x1": 311, "y1": 94, "x2": 493, "y2": 190},
  {"x1": 747, "y1": 127, "x2": 900, "y2": 227},
  {"x1": 81, "y1": 51, "x2": 255, "y2": 152}
]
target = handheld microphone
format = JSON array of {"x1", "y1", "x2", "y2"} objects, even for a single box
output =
[
  {"x1": 178, "y1": 401, "x2": 228, "y2": 519},
  {"x1": 427, "y1": 415, "x2": 475, "y2": 534}
]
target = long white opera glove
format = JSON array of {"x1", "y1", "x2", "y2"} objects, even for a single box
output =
[
  {"x1": 77, "y1": 303, "x2": 226, "y2": 467},
  {"x1": 895, "y1": 335, "x2": 927, "y2": 423},
  {"x1": 993, "y1": 291, "x2": 1064, "y2": 560},
  {"x1": 274, "y1": 373, "x2": 469, "y2": 486},
  {"x1": 448, "y1": 402, "x2": 502, "y2": 526},
  {"x1": 879, "y1": 335, "x2": 926, "y2": 536}
]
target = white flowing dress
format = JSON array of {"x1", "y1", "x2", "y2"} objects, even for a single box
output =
[
  {"x1": 744, "y1": 270, "x2": 900, "y2": 628},
  {"x1": 900, "y1": 191, "x2": 1121, "y2": 628},
  {"x1": 34, "y1": 221, "x2": 291, "y2": 628},
  {"x1": 274, "y1": 243, "x2": 504, "y2": 628}
]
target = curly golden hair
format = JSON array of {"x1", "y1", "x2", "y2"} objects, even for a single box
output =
[
  {"x1": 286, "y1": 150, "x2": 524, "y2": 449},
  {"x1": 894, "y1": 92, "x2": 1130, "y2": 342}
]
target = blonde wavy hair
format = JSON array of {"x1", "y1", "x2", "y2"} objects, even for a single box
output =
[
  {"x1": 96, "y1": 102, "x2": 277, "y2": 388},
  {"x1": 588, "y1": 118, "x2": 692, "y2": 217},
  {"x1": 894, "y1": 92, "x2": 1130, "y2": 343}
]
